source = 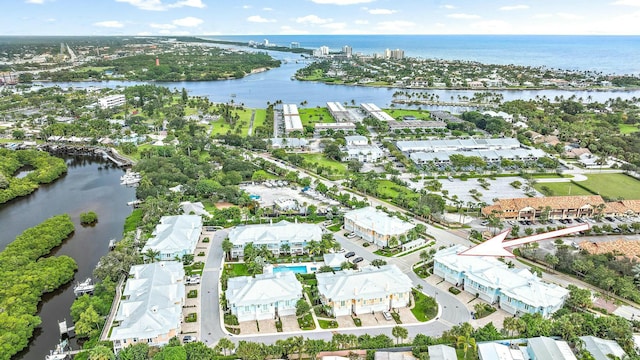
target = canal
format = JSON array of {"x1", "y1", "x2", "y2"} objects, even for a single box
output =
[{"x1": 0, "y1": 156, "x2": 136, "y2": 360}]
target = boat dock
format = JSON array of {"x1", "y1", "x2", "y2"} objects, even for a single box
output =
[
  {"x1": 36, "y1": 144, "x2": 134, "y2": 167},
  {"x1": 73, "y1": 278, "x2": 95, "y2": 297},
  {"x1": 58, "y1": 319, "x2": 75, "y2": 338}
]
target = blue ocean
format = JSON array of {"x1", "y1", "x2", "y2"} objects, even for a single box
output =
[{"x1": 205, "y1": 35, "x2": 640, "y2": 75}]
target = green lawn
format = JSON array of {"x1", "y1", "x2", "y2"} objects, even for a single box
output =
[
  {"x1": 531, "y1": 173, "x2": 568, "y2": 179},
  {"x1": 411, "y1": 289, "x2": 438, "y2": 322},
  {"x1": 318, "y1": 319, "x2": 338, "y2": 329},
  {"x1": 252, "y1": 109, "x2": 267, "y2": 130},
  {"x1": 580, "y1": 173, "x2": 640, "y2": 199},
  {"x1": 375, "y1": 179, "x2": 420, "y2": 202},
  {"x1": 299, "y1": 108, "x2": 335, "y2": 126},
  {"x1": 534, "y1": 182, "x2": 593, "y2": 197},
  {"x1": 534, "y1": 174, "x2": 640, "y2": 199},
  {"x1": 620, "y1": 123, "x2": 640, "y2": 134},
  {"x1": 225, "y1": 263, "x2": 250, "y2": 277},
  {"x1": 384, "y1": 109, "x2": 432, "y2": 121},
  {"x1": 300, "y1": 154, "x2": 347, "y2": 177}
]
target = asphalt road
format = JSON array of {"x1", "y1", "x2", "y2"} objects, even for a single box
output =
[{"x1": 200, "y1": 229, "x2": 228, "y2": 346}]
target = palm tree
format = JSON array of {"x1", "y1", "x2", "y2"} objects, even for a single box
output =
[{"x1": 143, "y1": 248, "x2": 160, "y2": 263}]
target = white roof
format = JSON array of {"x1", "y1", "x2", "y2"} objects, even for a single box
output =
[
  {"x1": 110, "y1": 261, "x2": 184, "y2": 341},
  {"x1": 435, "y1": 245, "x2": 568, "y2": 309},
  {"x1": 344, "y1": 206, "x2": 415, "y2": 236},
  {"x1": 477, "y1": 343, "x2": 525, "y2": 360},
  {"x1": 327, "y1": 101, "x2": 347, "y2": 112},
  {"x1": 282, "y1": 104, "x2": 299, "y2": 115},
  {"x1": 142, "y1": 215, "x2": 202, "y2": 256},
  {"x1": 226, "y1": 271, "x2": 302, "y2": 306},
  {"x1": 229, "y1": 220, "x2": 322, "y2": 247},
  {"x1": 578, "y1": 336, "x2": 626, "y2": 360},
  {"x1": 528, "y1": 337, "x2": 577, "y2": 360},
  {"x1": 180, "y1": 201, "x2": 211, "y2": 217},
  {"x1": 346, "y1": 145, "x2": 384, "y2": 157},
  {"x1": 345, "y1": 135, "x2": 368, "y2": 143},
  {"x1": 397, "y1": 138, "x2": 521, "y2": 152},
  {"x1": 316, "y1": 265, "x2": 413, "y2": 302},
  {"x1": 428, "y1": 345, "x2": 457, "y2": 360},
  {"x1": 323, "y1": 253, "x2": 347, "y2": 267}
]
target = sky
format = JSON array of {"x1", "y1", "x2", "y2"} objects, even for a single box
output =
[{"x1": 4, "y1": 0, "x2": 640, "y2": 36}]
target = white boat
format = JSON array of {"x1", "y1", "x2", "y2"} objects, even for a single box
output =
[
  {"x1": 73, "y1": 278, "x2": 95, "y2": 297},
  {"x1": 45, "y1": 339, "x2": 71, "y2": 360},
  {"x1": 120, "y1": 173, "x2": 141, "y2": 186}
]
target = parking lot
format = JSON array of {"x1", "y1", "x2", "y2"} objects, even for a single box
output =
[{"x1": 240, "y1": 183, "x2": 336, "y2": 210}]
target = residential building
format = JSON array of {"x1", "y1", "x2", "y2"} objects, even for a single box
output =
[
  {"x1": 374, "y1": 351, "x2": 416, "y2": 360},
  {"x1": 179, "y1": 201, "x2": 212, "y2": 218},
  {"x1": 342, "y1": 45, "x2": 353, "y2": 57},
  {"x1": 323, "y1": 253, "x2": 347, "y2": 270},
  {"x1": 578, "y1": 336, "x2": 626, "y2": 360},
  {"x1": 430, "y1": 111, "x2": 463, "y2": 123},
  {"x1": 428, "y1": 345, "x2": 458, "y2": 360},
  {"x1": 315, "y1": 122, "x2": 357, "y2": 134},
  {"x1": 142, "y1": 215, "x2": 202, "y2": 261},
  {"x1": 228, "y1": 220, "x2": 322, "y2": 259},
  {"x1": 270, "y1": 138, "x2": 309, "y2": 149},
  {"x1": 384, "y1": 48, "x2": 404, "y2": 60},
  {"x1": 316, "y1": 265, "x2": 413, "y2": 316},
  {"x1": 482, "y1": 195, "x2": 606, "y2": 220},
  {"x1": 386, "y1": 120, "x2": 446, "y2": 131},
  {"x1": 110, "y1": 262, "x2": 185, "y2": 353},
  {"x1": 226, "y1": 271, "x2": 303, "y2": 322},
  {"x1": 343, "y1": 206, "x2": 415, "y2": 248},
  {"x1": 98, "y1": 94, "x2": 126, "y2": 109},
  {"x1": 344, "y1": 136, "x2": 383, "y2": 163},
  {"x1": 434, "y1": 245, "x2": 569, "y2": 318},
  {"x1": 478, "y1": 343, "x2": 526, "y2": 360},
  {"x1": 527, "y1": 337, "x2": 577, "y2": 360},
  {"x1": 361, "y1": 103, "x2": 395, "y2": 121},
  {"x1": 282, "y1": 104, "x2": 303, "y2": 134},
  {"x1": 327, "y1": 102, "x2": 350, "y2": 122},
  {"x1": 481, "y1": 110, "x2": 514, "y2": 123}
]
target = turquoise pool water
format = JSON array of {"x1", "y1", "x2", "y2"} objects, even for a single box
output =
[{"x1": 273, "y1": 265, "x2": 316, "y2": 274}]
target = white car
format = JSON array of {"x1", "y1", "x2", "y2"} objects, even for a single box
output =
[{"x1": 346, "y1": 233, "x2": 357, "y2": 239}]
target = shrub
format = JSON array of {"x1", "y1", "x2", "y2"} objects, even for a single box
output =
[
  {"x1": 80, "y1": 211, "x2": 98, "y2": 225},
  {"x1": 185, "y1": 313, "x2": 197, "y2": 323},
  {"x1": 187, "y1": 290, "x2": 198, "y2": 298}
]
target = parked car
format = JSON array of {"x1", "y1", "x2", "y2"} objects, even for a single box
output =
[
  {"x1": 382, "y1": 311, "x2": 393, "y2": 321},
  {"x1": 352, "y1": 257, "x2": 364, "y2": 264},
  {"x1": 185, "y1": 275, "x2": 200, "y2": 285},
  {"x1": 345, "y1": 251, "x2": 356, "y2": 258},
  {"x1": 480, "y1": 220, "x2": 489, "y2": 226},
  {"x1": 183, "y1": 335, "x2": 197, "y2": 343},
  {"x1": 346, "y1": 232, "x2": 357, "y2": 239}
]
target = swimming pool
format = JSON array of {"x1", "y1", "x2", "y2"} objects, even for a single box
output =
[
  {"x1": 249, "y1": 194, "x2": 261, "y2": 200},
  {"x1": 272, "y1": 265, "x2": 317, "y2": 274}
]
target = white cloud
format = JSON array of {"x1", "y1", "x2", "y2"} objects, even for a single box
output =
[
  {"x1": 242, "y1": 5, "x2": 251, "y2": 9},
  {"x1": 296, "y1": 14, "x2": 333, "y2": 24},
  {"x1": 46, "y1": 18, "x2": 56, "y2": 22},
  {"x1": 447, "y1": 13, "x2": 481, "y2": 19},
  {"x1": 263, "y1": 7, "x2": 273, "y2": 11},
  {"x1": 247, "y1": 15, "x2": 276, "y2": 23},
  {"x1": 25, "y1": 0, "x2": 46, "y2": 4},
  {"x1": 440, "y1": 4, "x2": 456, "y2": 9},
  {"x1": 115, "y1": 0, "x2": 205, "y2": 11},
  {"x1": 150, "y1": 23, "x2": 176, "y2": 29},
  {"x1": 94, "y1": 20, "x2": 125, "y2": 28},
  {"x1": 368, "y1": 8, "x2": 397, "y2": 15},
  {"x1": 168, "y1": 0, "x2": 206, "y2": 8},
  {"x1": 354, "y1": 19, "x2": 369, "y2": 24},
  {"x1": 172, "y1": 17, "x2": 203, "y2": 27},
  {"x1": 612, "y1": 0, "x2": 640, "y2": 6},
  {"x1": 533, "y1": 13, "x2": 553, "y2": 18},
  {"x1": 499, "y1": 4, "x2": 529, "y2": 11},
  {"x1": 311, "y1": 0, "x2": 375, "y2": 5}
]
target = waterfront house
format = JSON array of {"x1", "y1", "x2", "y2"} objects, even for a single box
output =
[
  {"x1": 527, "y1": 337, "x2": 577, "y2": 360},
  {"x1": 142, "y1": 215, "x2": 202, "y2": 261},
  {"x1": 343, "y1": 207, "x2": 414, "y2": 248},
  {"x1": 578, "y1": 336, "x2": 626, "y2": 360},
  {"x1": 316, "y1": 265, "x2": 413, "y2": 317},
  {"x1": 228, "y1": 220, "x2": 322, "y2": 259},
  {"x1": 226, "y1": 271, "x2": 303, "y2": 322},
  {"x1": 110, "y1": 261, "x2": 184, "y2": 353},
  {"x1": 434, "y1": 245, "x2": 568, "y2": 318}
]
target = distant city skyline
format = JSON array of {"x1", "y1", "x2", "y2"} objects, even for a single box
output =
[{"x1": 4, "y1": 0, "x2": 640, "y2": 36}]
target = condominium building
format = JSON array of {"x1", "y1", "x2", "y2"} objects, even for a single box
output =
[
  {"x1": 316, "y1": 265, "x2": 413, "y2": 316},
  {"x1": 228, "y1": 220, "x2": 322, "y2": 259},
  {"x1": 98, "y1": 94, "x2": 126, "y2": 109},
  {"x1": 344, "y1": 206, "x2": 415, "y2": 248},
  {"x1": 282, "y1": 104, "x2": 303, "y2": 134},
  {"x1": 142, "y1": 215, "x2": 202, "y2": 261},
  {"x1": 110, "y1": 261, "x2": 185, "y2": 352}
]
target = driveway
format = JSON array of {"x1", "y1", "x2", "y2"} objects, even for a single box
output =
[{"x1": 200, "y1": 229, "x2": 228, "y2": 346}]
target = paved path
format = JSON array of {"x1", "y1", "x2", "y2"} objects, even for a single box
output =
[{"x1": 200, "y1": 229, "x2": 228, "y2": 346}]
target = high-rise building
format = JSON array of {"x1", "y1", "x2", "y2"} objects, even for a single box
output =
[
  {"x1": 384, "y1": 48, "x2": 405, "y2": 60},
  {"x1": 342, "y1": 45, "x2": 352, "y2": 57}
]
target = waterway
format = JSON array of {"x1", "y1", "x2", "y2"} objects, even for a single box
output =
[
  {"x1": 39, "y1": 52, "x2": 640, "y2": 110},
  {"x1": 0, "y1": 156, "x2": 136, "y2": 360}
]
